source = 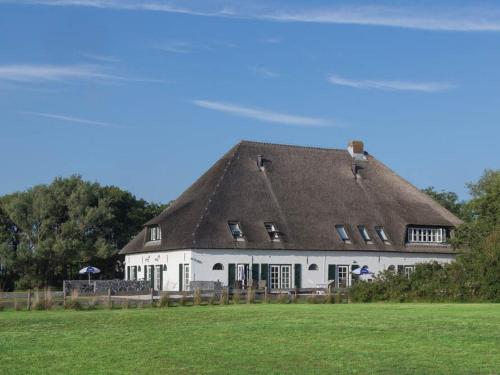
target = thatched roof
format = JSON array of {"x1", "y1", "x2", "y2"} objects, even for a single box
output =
[{"x1": 120, "y1": 141, "x2": 461, "y2": 255}]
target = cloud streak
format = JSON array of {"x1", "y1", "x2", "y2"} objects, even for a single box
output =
[
  {"x1": 6, "y1": 1, "x2": 500, "y2": 32},
  {"x1": 0, "y1": 64, "x2": 165, "y2": 84},
  {"x1": 192, "y1": 99, "x2": 333, "y2": 127},
  {"x1": 327, "y1": 74, "x2": 456, "y2": 92},
  {"x1": 21, "y1": 111, "x2": 127, "y2": 128}
]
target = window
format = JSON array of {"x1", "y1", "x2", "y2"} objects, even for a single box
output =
[
  {"x1": 358, "y1": 225, "x2": 372, "y2": 242},
  {"x1": 212, "y1": 263, "x2": 224, "y2": 270},
  {"x1": 375, "y1": 227, "x2": 390, "y2": 244},
  {"x1": 183, "y1": 264, "x2": 190, "y2": 291},
  {"x1": 270, "y1": 265, "x2": 292, "y2": 290},
  {"x1": 388, "y1": 265, "x2": 395, "y2": 272},
  {"x1": 407, "y1": 227, "x2": 446, "y2": 243},
  {"x1": 228, "y1": 221, "x2": 244, "y2": 241},
  {"x1": 335, "y1": 225, "x2": 351, "y2": 243},
  {"x1": 131, "y1": 266, "x2": 138, "y2": 280},
  {"x1": 404, "y1": 265, "x2": 414, "y2": 278},
  {"x1": 264, "y1": 222, "x2": 280, "y2": 241},
  {"x1": 148, "y1": 226, "x2": 162, "y2": 241},
  {"x1": 308, "y1": 264, "x2": 319, "y2": 271}
]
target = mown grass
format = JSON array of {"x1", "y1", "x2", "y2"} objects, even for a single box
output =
[{"x1": 1, "y1": 304, "x2": 499, "y2": 374}]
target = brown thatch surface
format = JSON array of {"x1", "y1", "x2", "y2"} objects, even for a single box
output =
[{"x1": 120, "y1": 141, "x2": 461, "y2": 255}]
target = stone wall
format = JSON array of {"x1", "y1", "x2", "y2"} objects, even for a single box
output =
[{"x1": 63, "y1": 279, "x2": 150, "y2": 295}]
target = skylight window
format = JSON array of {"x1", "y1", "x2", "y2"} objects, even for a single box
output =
[
  {"x1": 335, "y1": 225, "x2": 351, "y2": 243},
  {"x1": 228, "y1": 221, "x2": 245, "y2": 241},
  {"x1": 375, "y1": 227, "x2": 390, "y2": 244},
  {"x1": 265, "y1": 222, "x2": 280, "y2": 241},
  {"x1": 148, "y1": 226, "x2": 162, "y2": 241},
  {"x1": 358, "y1": 225, "x2": 372, "y2": 242}
]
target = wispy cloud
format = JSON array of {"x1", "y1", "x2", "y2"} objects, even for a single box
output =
[
  {"x1": 192, "y1": 99, "x2": 334, "y2": 127},
  {"x1": 79, "y1": 52, "x2": 120, "y2": 63},
  {"x1": 259, "y1": 37, "x2": 283, "y2": 44},
  {"x1": 21, "y1": 111, "x2": 128, "y2": 128},
  {"x1": 0, "y1": 64, "x2": 165, "y2": 84},
  {"x1": 6, "y1": 1, "x2": 500, "y2": 32},
  {"x1": 327, "y1": 74, "x2": 456, "y2": 92},
  {"x1": 251, "y1": 65, "x2": 279, "y2": 79}
]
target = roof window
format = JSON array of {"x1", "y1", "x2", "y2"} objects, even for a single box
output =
[
  {"x1": 335, "y1": 225, "x2": 351, "y2": 243},
  {"x1": 148, "y1": 226, "x2": 162, "y2": 242},
  {"x1": 358, "y1": 225, "x2": 372, "y2": 243},
  {"x1": 375, "y1": 227, "x2": 390, "y2": 244},
  {"x1": 264, "y1": 222, "x2": 280, "y2": 241},
  {"x1": 228, "y1": 221, "x2": 245, "y2": 241}
]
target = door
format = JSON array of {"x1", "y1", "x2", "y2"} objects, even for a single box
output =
[
  {"x1": 337, "y1": 265, "x2": 349, "y2": 288},
  {"x1": 270, "y1": 265, "x2": 292, "y2": 290},
  {"x1": 155, "y1": 265, "x2": 162, "y2": 291},
  {"x1": 236, "y1": 264, "x2": 250, "y2": 288}
]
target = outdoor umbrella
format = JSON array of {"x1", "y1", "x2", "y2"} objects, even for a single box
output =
[
  {"x1": 352, "y1": 266, "x2": 373, "y2": 275},
  {"x1": 79, "y1": 266, "x2": 101, "y2": 284}
]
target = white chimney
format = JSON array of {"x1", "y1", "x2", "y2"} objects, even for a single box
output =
[{"x1": 348, "y1": 140, "x2": 367, "y2": 161}]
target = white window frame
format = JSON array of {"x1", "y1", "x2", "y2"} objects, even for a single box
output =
[
  {"x1": 337, "y1": 265, "x2": 350, "y2": 288},
  {"x1": 269, "y1": 264, "x2": 292, "y2": 290},
  {"x1": 407, "y1": 227, "x2": 445, "y2": 243},
  {"x1": 154, "y1": 265, "x2": 162, "y2": 290},
  {"x1": 183, "y1": 264, "x2": 190, "y2": 291},
  {"x1": 149, "y1": 226, "x2": 162, "y2": 241}
]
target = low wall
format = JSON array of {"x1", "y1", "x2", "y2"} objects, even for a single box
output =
[{"x1": 63, "y1": 280, "x2": 150, "y2": 295}]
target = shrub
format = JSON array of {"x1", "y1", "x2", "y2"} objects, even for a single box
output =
[
  {"x1": 277, "y1": 292, "x2": 290, "y2": 304},
  {"x1": 33, "y1": 289, "x2": 46, "y2": 310},
  {"x1": 14, "y1": 298, "x2": 22, "y2": 311},
  {"x1": 159, "y1": 292, "x2": 170, "y2": 308},
  {"x1": 193, "y1": 288, "x2": 202, "y2": 306},
  {"x1": 307, "y1": 294, "x2": 319, "y2": 304},
  {"x1": 324, "y1": 289, "x2": 334, "y2": 304},
  {"x1": 70, "y1": 289, "x2": 82, "y2": 310},
  {"x1": 180, "y1": 291, "x2": 188, "y2": 306},
  {"x1": 246, "y1": 289, "x2": 255, "y2": 304},
  {"x1": 44, "y1": 288, "x2": 53, "y2": 310},
  {"x1": 232, "y1": 289, "x2": 240, "y2": 305},
  {"x1": 220, "y1": 289, "x2": 228, "y2": 305},
  {"x1": 87, "y1": 297, "x2": 97, "y2": 310}
]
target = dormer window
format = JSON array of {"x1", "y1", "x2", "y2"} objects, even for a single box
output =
[
  {"x1": 228, "y1": 221, "x2": 245, "y2": 241},
  {"x1": 148, "y1": 226, "x2": 162, "y2": 241},
  {"x1": 265, "y1": 222, "x2": 280, "y2": 241},
  {"x1": 358, "y1": 225, "x2": 372, "y2": 243},
  {"x1": 375, "y1": 227, "x2": 390, "y2": 244},
  {"x1": 407, "y1": 227, "x2": 446, "y2": 243},
  {"x1": 335, "y1": 225, "x2": 351, "y2": 243}
]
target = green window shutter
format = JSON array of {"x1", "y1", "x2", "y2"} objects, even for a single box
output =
[
  {"x1": 127, "y1": 266, "x2": 130, "y2": 281},
  {"x1": 228, "y1": 263, "x2": 235, "y2": 288},
  {"x1": 144, "y1": 266, "x2": 147, "y2": 281},
  {"x1": 397, "y1": 265, "x2": 404, "y2": 275},
  {"x1": 351, "y1": 264, "x2": 360, "y2": 271},
  {"x1": 260, "y1": 264, "x2": 268, "y2": 282},
  {"x1": 294, "y1": 264, "x2": 302, "y2": 289},
  {"x1": 150, "y1": 266, "x2": 154, "y2": 289},
  {"x1": 328, "y1": 264, "x2": 336, "y2": 282},
  {"x1": 251, "y1": 264, "x2": 259, "y2": 282},
  {"x1": 179, "y1": 264, "x2": 183, "y2": 291}
]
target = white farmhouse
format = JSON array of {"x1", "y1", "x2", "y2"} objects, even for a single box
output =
[{"x1": 120, "y1": 140, "x2": 461, "y2": 291}]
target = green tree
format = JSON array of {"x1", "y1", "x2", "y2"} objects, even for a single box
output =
[
  {"x1": 421, "y1": 186, "x2": 464, "y2": 218},
  {"x1": 0, "y1": 176, "x2": 166, "y2": 290}
]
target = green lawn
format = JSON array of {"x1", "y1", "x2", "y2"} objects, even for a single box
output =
[{"x1": 1, "y1": 304, "x2": 500, "y2": 374}]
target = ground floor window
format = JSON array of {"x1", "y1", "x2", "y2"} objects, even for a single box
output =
[
  {"x1": 183, "y1": 264, "x2": 190, "y2": 291},
  {"x1": 270, "y1": 265, "x2": 292, "y2": 290},
  {"x1": 404, "y1": 265, "x2": 414, "y2": 278},
  {"x1": 131, "y1": 266, "x2": 137, "y2": 281}
]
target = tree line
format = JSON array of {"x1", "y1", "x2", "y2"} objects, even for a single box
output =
[
  {"x1": 0, "y1": 176, "x2": 167, "y2": 290},
  {"x1": 352, "y1": 169, "x2": 500, "y2": 302}
]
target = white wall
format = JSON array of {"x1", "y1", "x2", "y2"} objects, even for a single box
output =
[
  {"x1": 191, "y1": 249, "x2": 455, "y2": 288},
  {"x1": 125, "y1": 250, "x2": 191, "y2": 291},
  {"x1": 126, "y1": 248, "x2": 455, "y2": 290}
]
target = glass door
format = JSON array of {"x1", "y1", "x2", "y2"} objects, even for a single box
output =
[
  {"x1": 270, "y1": 265, "x2": 292, "y2": 290},
  {"x1": 337, "y1": 265, "x2": 349, "y2": 288},
  {"x1": 270, "y1": 265, "x2": 280, "y2": 289},
  {"x1": 183, "y1": 264, "x2": 190, "y2": 291},
  {"x1": 280, "y1": 265, "x2": 291, "y2": 289},
  {"x1": 155, "y1": 265, "x2": 162, "y2": 290}
]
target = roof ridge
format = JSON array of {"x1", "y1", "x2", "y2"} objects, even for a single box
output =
[
  {"x1": 191, "y1": 142, "x2": 242, "y2": 246},
  {"x1": 239, "y1": 139, "x2": 347, "y2": 153}
]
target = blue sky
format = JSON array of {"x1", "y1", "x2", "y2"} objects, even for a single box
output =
[{"x1": 1, "y1": 0, "x2": 499, "y2": 203}]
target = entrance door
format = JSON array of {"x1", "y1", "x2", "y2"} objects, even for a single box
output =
[
  {"x1": 236, "y1": 264, "x2": 249, "y2": 288},
  {"x1": 183, "y1": 264, "x2": 190, "y2": 291},
  {"x1": 337, "y1": 265, "x2": 349, "y2": 288},
  {"x1": 270, "y1": 265, "x2": 292, "y2": 290},
  {"x1": 155, "y1": 265, "x2": 162, "y2": 291}
]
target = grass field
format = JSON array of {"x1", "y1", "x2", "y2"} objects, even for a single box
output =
[{"x1": 1, "y1": 304, "x2": 500, "y2": 374}]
